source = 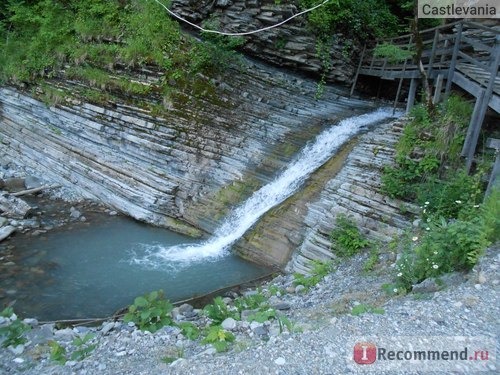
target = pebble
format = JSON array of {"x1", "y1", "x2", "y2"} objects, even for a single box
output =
[
  {"x1": 221, "y1": 317, "x2": 237, "y2": 331},
  {"x1": 274, "y1": 357, "x2": 286, "y2": 365}
]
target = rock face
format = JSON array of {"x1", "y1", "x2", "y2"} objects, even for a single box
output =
[
  {"x1": 0, "y1": 59, "x2": 374, "y2": 238},
  {"x1": 287, "y1": 119, "x2": 417, "y2": 274},
  {"x1": 170, "y1": 0, "x2": 357, "y2": 85}
]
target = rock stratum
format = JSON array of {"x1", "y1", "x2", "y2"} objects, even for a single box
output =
[
  {"x1": 170, "y1": 0, "x2": 358, "y2": 85},
  {"x1": 0, "y1": 59, "x2": 375, "y2": 267}
]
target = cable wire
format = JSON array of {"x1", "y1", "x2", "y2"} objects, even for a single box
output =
[{"x1": 152, "y1": 0, "x2": 332, "y2": 36}]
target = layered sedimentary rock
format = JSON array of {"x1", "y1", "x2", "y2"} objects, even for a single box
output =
[
  {"x1": 171, "y1": 0, "x2": 357, "y2": 84},
  {"x1": 287, "y1": 119, "x2": 417, "y2": 273},
  {"x1": 0, "y1": 60, "x2": 373, "y2": 238}
]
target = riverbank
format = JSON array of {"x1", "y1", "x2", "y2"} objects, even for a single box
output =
[{"x1": 1, "y1": 240, "x2": 497, "y2": 374}]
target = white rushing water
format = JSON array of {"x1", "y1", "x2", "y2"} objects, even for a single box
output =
[{"x1": 132, "y1": 108, "x2": 397, "y2": 268}]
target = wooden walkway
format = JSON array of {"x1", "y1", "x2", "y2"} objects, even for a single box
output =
[{"x1": 351, "y1": 20, "x2": 499, "y2": 174}]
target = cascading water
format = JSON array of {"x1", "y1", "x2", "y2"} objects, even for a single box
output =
[{"x1": 131, "y1": 108, "x2": 399, "y2": 268}]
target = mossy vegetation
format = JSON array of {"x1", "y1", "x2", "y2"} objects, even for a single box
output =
[
  {"x1": 0, "y1": 0, "x2": 243, "y2": 112},
  {"x1": 381, "y1": 95, "x2": 498, "y2": 294}
]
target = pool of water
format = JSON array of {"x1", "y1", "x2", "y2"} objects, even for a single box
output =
[{"x1": 0, "y1": 215, "x2": 270, "y2": 321}]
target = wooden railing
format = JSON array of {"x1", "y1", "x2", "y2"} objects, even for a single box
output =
[{"x1": 350, "y1": 19, "x2": 499, "y2": 182}]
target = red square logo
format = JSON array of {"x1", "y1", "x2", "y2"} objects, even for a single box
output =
[{"x1": 353, "y1": 342, "x2": 377, "y2": 364}]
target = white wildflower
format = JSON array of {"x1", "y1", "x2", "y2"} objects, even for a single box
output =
[
  {"x1": 412, "y1": 236, "x2": 418, "y2": 242},
  {"x1": 474, "y1": 205, "x2": 480, "y2": 208},
  {"x1": 393, "y1": 288, "x2": 398, "y2": 293},
  {"x1": 426, "y1": 227, "x2": 430, "y2": 231},
  {"x1": 397, "y1": 272, "x2": 403, "y2": 277},
  {"x1": 433, "y1": 251, "x2": 438, "y2": 255},
  {"x1": 425, "y1": 201, "x2": 430, "y2": 205},
  {"x1": 433, "y1": 264, "x2": 439, "y2": 269},
  {"x1": 455, "y1": 200, "x2": 462, "y2": 204}
]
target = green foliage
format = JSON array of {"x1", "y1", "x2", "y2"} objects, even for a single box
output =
[
  {"x1": 233, "y1": 292, "x2": 268, "y2": 312},
  {"x1": 123, "y1": 290, "x2": 174, "y2": 333},
  {"x1": 202, "y1": 325, "x2": 235, "y2": 353},
  {"x1": 203, "y1": 296, "x2": 238, "y2": 324},
  {"x1": 299, "y1": 0, "x2": 400, "y2": 39},
  {"x1": 382, "y1": 95, "x2": 474, "y2": 202},
  {"x1": 351, "y1": 304, "x2": 385, "y2": 316},
  {"x1": 362, "y1": 247, "x2": 380, "y2": 273},
  {"x1": 293, "y1": 260, "x2": 333, "y2": 289},
  {"x1": 330, "y1": 214, "x2": 370, "y2": 257},
  {"x1": 394, "y1": 213, "x2": 491, "y2": 293},
  {"x1": 0, "y1": 307, "x2": 31, "y2": 348},
  {"x1": 374, "y1": 43, "x2": 413, "y2": 63},
  {"x1": 48, "y1": 340, "x2": 67, "y2": 365},
  {"x1": 71, "y1": 333, "x2": 97, "y2": 361},
  {"x1": 177, "y1": 322, "x2": 200, "y2": 340}
]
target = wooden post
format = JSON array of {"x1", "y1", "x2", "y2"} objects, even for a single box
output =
[
  {"x1": 427, "y1": 29, "x2": 440, "y2": 79},
  {"x1": 485, "y1": 138, "x2": 500, "y2": 198},
  {"x1": 432, "y1": 74, "x2": 444, "y2": 104},
  {"x1": 349, "y1": 44, "x2": 366, "y2": 97},
  {"x1": 444, "y1": 21, "x2": 463, "y2": 98},
  {"x1": 393, "y1": 36, "x2": 413, "y2": 114},
  {"x1": 464, "y1": 35, "x2": 500, "y2": 172},
  {"x1": 406, "y1": 78, "x2": 418, "y2": 113}
]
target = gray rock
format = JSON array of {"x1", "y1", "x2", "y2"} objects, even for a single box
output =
[
  {"x1": 274, "y1": 357, "x2": 286, "y2": 365},
  {"x1": 9, "y1": 344, "x2": 25, "y2": 355},
  {"x1": 24, "y1": 176, "x2": 44, "y2": 189},
  {"x1": 253, "y1": 325, "x2": 268, "y2": 337},
  {"x1": 0, "y1": 225, "x2": 16, "y2": 242},
  {"x1": 178, "y1": 303, "x2": 193, "y2": 315},
  {"x1": 221, "y1": 317, "x2": 237, "y2": 331},
  {"x1": 22, "y1": 318, "x2": 38, "y2": 326},
  {"x1": 2, "y1": 178, "x2": 25, "y2": 191},
  {"x1": 295, "y1": 285, "x2": 306, "y2": 294},
  {"x1": 69, "y1": 207, "x2": 81, "y2": 220},
  {"x1": 412, "y1": 272, "x2": 466, "y2": 293},
  {"x1": 25, "y1": 324, "x2": 54, "y2": 345},
  {"x1": 270, "y1": 301, "x2": 291, "y2": 311},
  {"x1": 241, "y1": 309, "x2": 259, "y2": 321},
  {"x1": 101, "y1": 322, "x2": 115, "y2": 335}
]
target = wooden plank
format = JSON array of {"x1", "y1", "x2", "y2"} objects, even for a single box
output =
[
  {"x1": 349, "y1": 44, "x2": 366, "y2": 97},
  {"x1": 406, "y1": 78, "x2": 418, "y2": 113},
  {"x1": 445, "y1": 22, "x2": 463, "y2": 97}
]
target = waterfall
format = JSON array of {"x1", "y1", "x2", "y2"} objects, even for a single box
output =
[{"x1": 131, "y1": 108, "x2": 398, "y2": 268}]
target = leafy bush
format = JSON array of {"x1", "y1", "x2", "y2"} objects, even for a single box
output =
[
  {"x1": 293, "y1": 259, "x2": 333, "y2": 289},
  {"x1": 0, "y1": 307, "x2": 31, "y2": 348},
  {"x1": 203, "y1": 296, "x2": 238, "y2": 324},
  {"x1": 330, "y1": 214, "x2": 370, "y2": 257},
  {"x1": 201, "y1": 325, "x2": 235, "y2": 352},
  {"x1": 49, "y1": 340, "x2": 67, "y2": 364},
  {"x1": 177, "y1": 322, "x2": 200, "y2": 340},
  {"x1": 123, "y1": 290, "x2": 174, "y2": 333},
  {"x1": 382, "y1": 96, "x2": 475, "y2": 204},
  {"x1": 393, "y1": 194, "x2": 497, "y2": 293},
  {"x1": 351, "y1": 304, "x2": 385, "y2": 316},
  {"x1": 299, "y1": 0, "x2": 400, "y2": 39},
  {"x1": 374, "y1": 43, "x2": 413, "y2": 63},
  {"x1": 71, "y1": 333, "x2": 97, "y2": 361}
]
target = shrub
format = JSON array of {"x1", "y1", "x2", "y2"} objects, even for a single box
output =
[
  {"x1": 201, "y1": 325, "x2": 235, "y2": 353},
  {"x1": 293, "y1": 259, "x2": 334, "y2": 289},
  {"x1": 330, "y1": 214, "x2": 370, "y2": 257},
  {"x1": 203, "y1": 296, "x2": 238, "y2": 324},
  {"x1": 0, "y1": 308, "x2": 31, "y2": 348},
  {"x1": 123, "y1": 290, "x2": 174, "y2": 332}
]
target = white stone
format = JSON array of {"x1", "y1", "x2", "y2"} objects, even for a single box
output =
[
  {"x1": 221, "y1": 317, "x2": 237, "y2": 331},
  {"x1": 274, "y1": 357, "x2": 286, "y2": 365}
]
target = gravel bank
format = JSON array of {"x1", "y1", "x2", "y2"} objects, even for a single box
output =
[{"x1": 1, "y1": 244, "x2": 498, "y2": 375}]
